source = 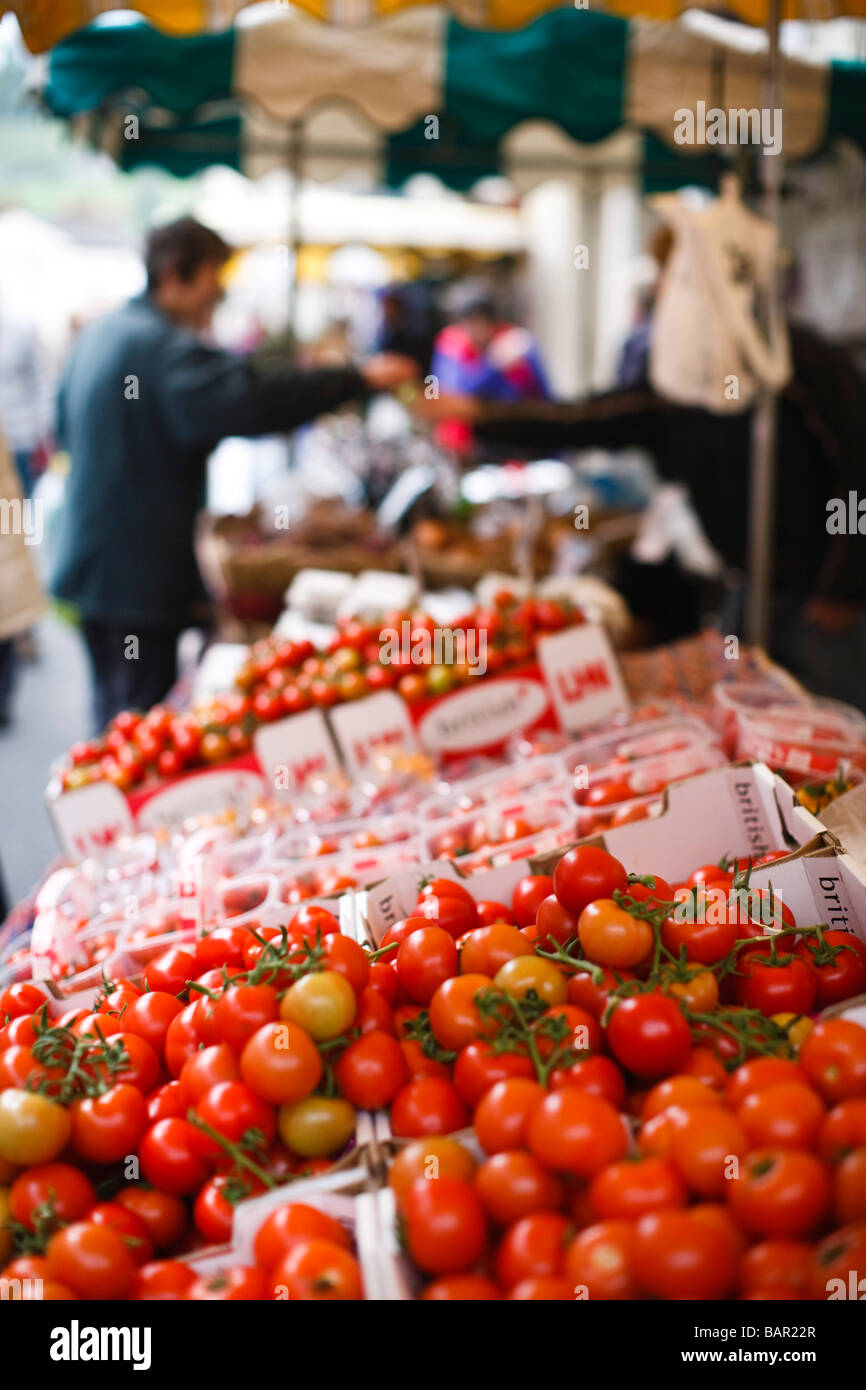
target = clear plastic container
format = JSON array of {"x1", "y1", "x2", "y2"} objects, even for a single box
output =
[
  {"x1": 417, "y1": 756, "x2": 566, "y2": 824},
  {"x1": 736, "y1": 711, "x2": 866, "y2": 778},
  {"x1": 559, "y1": 716, "x2": 718, "y2": 781},
  {"x1": 270, "y1": 813, "x2": 418, "y2": 864},
  {"x1": 572, "y1": 742, "x2": 727, "y2": 820},
  {"x1": 275, "y1": 844, "x2": 422, "y2": 902},
  {"x1": 421, "y1": 791, "x2": 574, "y2": 864}
]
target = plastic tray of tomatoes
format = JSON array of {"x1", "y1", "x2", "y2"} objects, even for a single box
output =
[
  {"x1": 735, "y1": 706, "x2": 866, "y2": 779},
  {"x1": 416, "y1": 757, "x2": 567, "y2": 825},
  {"x1": 420, "y1": 792, "x2": 575, "y2": 872},
  {"x1": 571, "y1": 742, "x2": 728, "y2": 836},
  {"x1": 270, "y1": 813, "x2": 419, "y2": 864},
  {"x1": 557, "y1": 716, "x2": 719, "y2": 784}
]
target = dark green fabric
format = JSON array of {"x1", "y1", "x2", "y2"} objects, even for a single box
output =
[
  {"x1": 52, "y1": 295, "x2": 368, "y2": 626},
  {"x1": 46, "y1": 22, "x2": 234, "y2": 116},
  {"x1": 445, "y1": 10, "x2": 627, "y2": 147},
  {"x1": 120, "y1": 110, "x2": 243, "y2": 177},
  {"x1": 640, "y1": 133, "x2": 726, "y2": 195},
  {"x1": 827, "y1": 60, "x2": 866, "y2": 156}
]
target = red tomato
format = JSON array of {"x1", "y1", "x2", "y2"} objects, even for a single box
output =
[
  {"x1": 495, "y1": 1211, "x2": 571, "y2": 1288},
  {"x1": 527, "y1": 1089, "x2": 628, "y2": 1177},
  {"x1": 474, "y1": 901, "x2": 515, "y2": 927},
  {"x1": 727, "y1": 1148, "x2": 832, "y2": 1237},
  {"x1": 46, "y1": 1222, "x2": 136, "y2": 1300},
  {"x1": 475, "y1": 1150, "x2": 564, "y2": 1226},
  {"x1": 403, "y1": 1176, "x2": 487, "y2": 1276},
  {"x1": 390, "y1": 1077, "x2": 469, "y2": 1137},
  {"x1": 589, "y1": 1156, "x2": 686, "y2": 1220},
  {"x1": 734, "y1": 952, "x2": 817, "y2": 1016},
  {"x1": 418, "y1": 894, "x2": 477, "y2": 940},
  {"x1": 800, "y1": 1021, "x2": 866, "y2": 1103},
  {"x1": 511, "y1": 875, "x2": 554, "y2": 928},
  {"x1": 87, "y1": 1201, "x2": 154, "y2": 1265},
  {"x1": 535, "y1": 895, "x2": 581, "y2": 946},
  {"x1": 115, "y1": 1187, "x2": 187, "y2": 1252},
  {"x1": 552, "y1": 847, "x2": 628, "y2": 918},
  {"x1": 123, "y1": 991, "x2": 184, "y2": 1056},
  {"x1": 143, "y1": 946, "x2": 198, "y2": 995},
  {"x1": 138, "y1": 1118, "x2": 212, "y2": 1196},
  {"x1": 794, "y1": 930, "x2": 866, "y2": 1008},
  {"x1": 192, "y1": 1080, "x2": 276, "y2": 1159},
  {"x1": 333, "y1": 1031, "x2": 409, "y2": 1109},
  {"x1": 606, "y1": 993, "x2": 691, "y2": 1078},
  {"x1": 548, "y1": 1055, "x2": 627, "y2": 1108},
  {"x1": 453, "y1": 1041, "x2": 534, "y2": 1108},
  {"x1": 9, "y1": 1163, "x2": 95, "y2": 1230},
  {"x1": 396, "y1": 927, "x2": 459, "y2": 1004},
  {"x1": 632, "y1": 1210, "x2": 737, "y2": 1299},
  {"x1": 70, "y1": 1083, "x2": 148, "y2": 1164},
  {"x1": 474, "y1": 1078, "x2": 544, "y2": 1154}
]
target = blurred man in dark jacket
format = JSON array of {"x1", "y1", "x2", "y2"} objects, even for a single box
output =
[{"x1": 53, "y1": 218, "x2": 415, "y2": 731}]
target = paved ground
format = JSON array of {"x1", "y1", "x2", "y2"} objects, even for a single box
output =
[{"x1": 0, "y1": 614, "x2": 91, "y2": 907}]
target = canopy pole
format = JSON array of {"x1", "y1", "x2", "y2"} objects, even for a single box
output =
[
  {"x1": 745, "y1": 0, "x2": 783, "y2": 649},
  {"x1": 286, "y1": 118, "x2": 304, "y2": 338}
]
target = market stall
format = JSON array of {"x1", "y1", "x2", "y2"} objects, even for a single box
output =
[{"x1": 3, "y1": 583, "x2": 866, "y2": 1304}]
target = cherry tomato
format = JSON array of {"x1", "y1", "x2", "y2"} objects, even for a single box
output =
[
  {"x1": 606, "y1": 993, "x2": 691, "y2": 1079},
  {"x1": 46, "y1": 1222, "x2": 136, "y2": 1300},
  {"x1": 737, "y1": 1081, "x2": 825, "y2": 1150},
  {"x1": 553, "y1": 847, "x2": 628, "y2": 918},
  {"x1": 70, "y1": 1083, "x2": 148, "y2": 1164},
  {"x1": 495, "y1": 1211, "x2": 570, "y2": 1288},
  {"x1": 138, "y1": 1118, "x2": 211, "y2": 1196},
  {"x1": 527, "y1": 1089, "x2": 628, "y2": 1177},
  {"x1": 578, "y1": 899, "x2": 653, "y2": 970},
  {"x1": 564, "y1": 1219, "x2": 635, "y2": 1300},
  {"x1": 632, "y1": 1210, "x2": 737, "y2": 1299},
  {"x1": 396, "y1": 927, "x2": 459, "y2": 1004},
  {"x1": 115, "y1": 1186, "x2": 187, "y2": 1252},
  {"x1": 389, "y1": 1078, "x2": 469, "y2": 1137},
  {"x1": 9, "y1": 1163, "x2": 95, "y2": 1231},
  {"x1": 240, "y1": 1022, "x2": 322, "y2": 1105},
  {"x1": 333, "y1": 1030, "x2": 409, "y2": 1109},
  {"x1": 589, "y1": 1156, "x2": 686, "y2": 1220},
  {"x1": 727, "y1": 1148, "x2": 832, "y2": 1237},
  {"x1": 800, "y1": 1020, "x2": 866, "y2": 1103},
  {"x1": 428, "y1": 974, "x2": 496, "y2": 1052},
  {"x1": 388, "y1": 1137, "x2": 477, "y2": 1207},
  {"x1": 271, "y1": 1237, "x2": 362, "y2": 1300},
  {"x1": 474, "y1": 1078, "x2": 544, "y2": 1154},
  {"x1": 253, "y1": 1201, "x2": 351, "y2": 1269},
  {"x1": 511, "y1": 875, "x2": 554, "y2": 928}
]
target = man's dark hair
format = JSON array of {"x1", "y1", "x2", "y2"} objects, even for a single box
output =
[{"x1": 145, "y1": 217, "x2": 231, "y2": 291}]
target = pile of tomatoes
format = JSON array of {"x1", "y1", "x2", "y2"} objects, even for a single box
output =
[
  {"x1": 2, "y1": 844, "x2": 866, "y2": 1300},
  {"x1": 55, "y1": 592, "x2": 582, "y2": 794}
]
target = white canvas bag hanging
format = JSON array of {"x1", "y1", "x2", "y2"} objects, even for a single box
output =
[{"x1": 649, "y1": 181, "x2": 791, "y2": 414}]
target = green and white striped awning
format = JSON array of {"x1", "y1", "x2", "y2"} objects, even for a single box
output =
[{"x1": 43, "y1": 6, "x2": 866, "y2": 191}]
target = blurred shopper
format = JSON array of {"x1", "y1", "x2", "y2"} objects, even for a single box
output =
[
  {"x1": 430, "y1": 292, "x2": 549, "y2": 454},
  {"x1": 377, "y1": 289, "x2": 433, "y2": 374},
  {"x1": 0, "y1": 429, "x2": 44, "y2": 726},
  {"x1": 52, "y1": 218, "x2": 416, "y2": 732},
  {"x1": 427, "y1": 324, "x2": 866, "y2": 706},
  {"x1": 0, "y1": 312, "x2": 52, "y2": 497}
]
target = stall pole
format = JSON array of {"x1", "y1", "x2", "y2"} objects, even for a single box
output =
[{"x1": 745, "y1": 0, "x2": 783, "y2": 649}]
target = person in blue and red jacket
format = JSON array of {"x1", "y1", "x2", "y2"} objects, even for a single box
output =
[{"x1": 430, "y1": 294, "x2": 549, "y2": 455}]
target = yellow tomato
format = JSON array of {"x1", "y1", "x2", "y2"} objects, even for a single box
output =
[
  {"x1": 278, "y1": 1096, "x2": 355, "y2": 1157},
  {"x1": 493, "y1": 956, "x2": 567, "y2": 1005},
  {"x1": 771, "y1": 1012, "x2": 814, "y2": 1050},
  {"x1": 0, "y1": 1090, "x2": 71, "y2": 1166},
  {"x1": 0, "y1": 1188, "x2": 12, "y2": 1265},
  {"x1": 279, "y1": 971, "x2": 357, "y2": 1041}
]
